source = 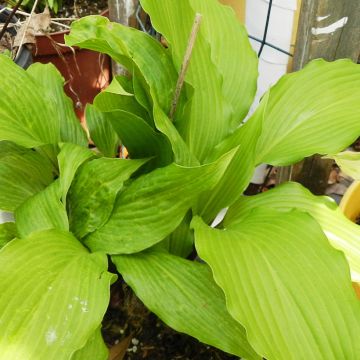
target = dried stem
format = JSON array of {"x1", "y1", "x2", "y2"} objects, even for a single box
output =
[
  {"x1": 14, "y1": 0, "x2": 40, "y2": 60},
  {"x1": 169, "y1": 13, "x2": 202, "y2": 120}
]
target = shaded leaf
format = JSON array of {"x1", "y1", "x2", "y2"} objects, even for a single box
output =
[
  {"x1": 57, "y1": 143, "x2": 96, "y2": 204},
  {"x1": 85, "y1": 104, "x2": 120, "y2": 158},
  {"x1": 66, "y1": 16, "x2": 196, "y2": 166},
  {"x1": 84, "y1": 150, "x2": 235, "y2": 254},
  {"x1": 0, "y1": 230, "x2": 114, "y2": 360},
  {"x1": 68, "y1": 157, "x2": 148, "y2": 238},
  {"x1": 113, "y1": 251, "x2": 260, "y2": 359},
  {"x1": 193, "y1": 210, "x2": 360, "y2": 360},
  {"x1": 0, "y1": 144, "x2": 54, "y2": 211},
  {"x1": 0, "y1": 222, "x2": 16, "y2": 249}
]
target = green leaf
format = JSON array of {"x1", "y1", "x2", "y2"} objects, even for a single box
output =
[
  {"x1": 159, "y1": 211, "x2": 194, "y2": 258},
  {"x1": 141, "y1": 0, "x2": 258, "y2": 161},
  {"x1": 193, "y1": 210, "x2": 360, "y2": 360},
  {"x1": 0, "y1": 143, "x2": 54, "y2": 211},
  {"x1": 0, "y1": 230, "x2": 114, "y2": 360},
  {"x1": 57, "y1": 143, "x2": 96, "y2": 205},
  {"x1": 85, "y1": 104, "x2": 120, "y2": 158},
  {"x1": 113, "y1": 251, "x2": 260, "y2": 359},
  {"x1": 325, "y1": 151, "x2": 360, "y2": 180},
  {"x1": 66, "y1": 16, "x2": 196, "y2": 166},
  {"x1": 94, "y1": 75, "x2": 151, "y2": 124},
  {"x1": 225, "y1": 181, "x2": 360, "y2": 282},
  {"x1": 15, "y1": 180, "x2": 68, "y2": 238},
  {"x1": 71, "y1": 327, "x2": 108, "y2": 360},
  {"x1": 27, "y1": 63, "x2": 88, "y2": 147},
  {"x1": 0, "y1": 55, "x2": 60, "y2": 147},
  {"x1": 198, "y1": 97, "x2": 266, "y2": 221},
  {"x1": 251, "y1": 59, "x2": 360, "y2": 166},
  {"x1": 84, "y1": 150, "x2": 236, "y2": 254},
  {"x1": 97, "y1": 109, "x2": 173, "y2": 168},
  {"x1": 0, "y1": 222, "x2": 16, "y2": 250},
  {"x1": 68, "y1": 157, "x2": 148, "y2": 238}
]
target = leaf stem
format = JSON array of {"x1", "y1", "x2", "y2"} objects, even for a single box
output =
[{"x1": 169, "y1": 13, "x2": 202, "y2": 120}]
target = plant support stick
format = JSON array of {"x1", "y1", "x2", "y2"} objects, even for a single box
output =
[{"x1": 169, "y1": 13, "x2": 202, "y2": 120}]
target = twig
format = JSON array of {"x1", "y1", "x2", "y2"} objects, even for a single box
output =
[
  {"x1": 0, "y1": 0, "x2": 23, "y2": 42},
  {"x1": 14, "y1": 0, "x2": 40, "y2": 60},
  {"x1": 10, "y1": 9, "x2": 72, "y2": 29},
  {"x1": 51, "y1": 20, "x2": 70, "y2": 29},
  {"x1": 168, "y1": 13, "x2": 202, "y2": 120}
]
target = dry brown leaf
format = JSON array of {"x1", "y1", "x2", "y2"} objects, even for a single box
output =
[
  {"x1": 109, "y1": 335, "x2": 132, "y2": 360},
  {"x1": 13, "y1": 7, "x2": 51, "y2": 47}
]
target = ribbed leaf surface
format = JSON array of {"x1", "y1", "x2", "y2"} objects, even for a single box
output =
[
  {"x1": 85, "y1": 105, "x2": 120, "y2": 158},
  {"x1": 225, "y1": 181, "x2": 360, "y2": 282},
  {"x1": 27, "y1": 63, "x2": 87, "y2": 147},
  {"x1": 113, "y1": 251, "x2": 260, "y2": 359},
  {"x1": 15, "y1": 180, "x2": 68, "y2": 238},
  {"x1": 193, "y1": 210, "x2": 360, "y2": 360},
  {"x1": 0, "y1": 230, "x2": 114, "y2": 360},
  {"x1": 251, "y1": 59, "x2": 360, "y2": 165},
  {"x1": 141, "y1": 0, "x2": 257, "y2": 161},
  {"x1": 0, "y1": 143, "x2": 54, "y2": 211},
  {"x1": 85, "y1": 150, "x2": 235, "y2": 254},
  {"x1": 57, "y1": 143, "x2": 96, "y2": 204},
  {"x1": 68, "y1": 157, "x2": 147, "y2": 238},
  {"x1": 66, "y1": 16, "x2": 195, "y2": 166}
]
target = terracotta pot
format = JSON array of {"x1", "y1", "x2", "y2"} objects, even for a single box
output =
[{"x1": 33, "y1": 10, "x2": 111, "y2": 121}]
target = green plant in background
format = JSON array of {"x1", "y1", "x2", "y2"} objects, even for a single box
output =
[
  {"x1": 5, "y1": 0, "x2": 62, "y2": 13},
  {"x1": 0, "y1": 0, "x2": 360, "y2": 358}
]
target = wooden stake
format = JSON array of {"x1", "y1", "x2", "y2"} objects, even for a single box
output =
[{"x1": 169, "y1": 13, "x2": 202, "y2": 120}]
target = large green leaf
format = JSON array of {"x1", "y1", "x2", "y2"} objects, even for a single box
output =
[
  {"x1": 0, "y1": 143, "x2": 54, "y2": 211},
  {"x1": 57, "y1": 143, "x2": 96, "y2": 204},
  {"x1": 84, "y1": 150, "x2": 235, "y2": 254},
  {"x1": 141, "y1": 0, "x2": 258, "y2": 161},
  {"x1": 71, "y1": 327, "x2": 108, "y2": 360},
  {"x1": 225, "y1": 181, "x2": 360, "y2": 282},
  {"x1": 193, "y1": 210, "x2": 360, "y2": 360},
  {"x1": 66, "y1": 16, "x2": 196, "y2": 166},
  {"x1": 0, "y1": 222, "x2": 16, "y2": 250},
  {"x1": 0, "y1": 55, "x2": 60, "y2": 147},
  {"x1": 27, "y1": 63, "x2": 88, "y2": 147},
  {"x1": 325, "y1": 151, "x2": 360, "y2": 180},
  {"x1": 251, "y1": 59, "x2": 360, "y2": 166},
  {"x1": 113, "y1": 251, "x2": 260, "y2": 359},
  {"x1": 85, "y1": 104, "x2": 120, "y2": 158},
  {"x1": 0, "y1": 230, "x2": 114, "y2": 360},
  {"x1": 15, "y1": 180, "x2": 68, "y2": 238},
  {"x1": 68, "y1": 157, "x2": 147, "y2": 238}
]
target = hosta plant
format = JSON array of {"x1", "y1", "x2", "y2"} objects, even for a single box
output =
[{"x1": 1, "y1": 0, "x2": 360, "y2": 359}]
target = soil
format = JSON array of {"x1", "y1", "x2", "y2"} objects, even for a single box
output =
[
  {"x1": 103, "y1": 280, "x2": 239, "y2": 360},
  {"x1": 56, "y1": 0, "x2": 108, "y2": 18}
]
